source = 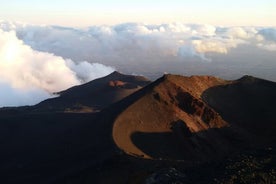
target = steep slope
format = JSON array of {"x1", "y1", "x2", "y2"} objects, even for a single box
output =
[
  {"x1": 111, "y1": 74, "x2": 245, "y2": 161},
  {"x1": 34, "y1": 71, "x2": 151, "y2": 112},
  {"x1": 202, "y1": 75, "x2": 276, "y2": 144},
  {"x1": 0, "y1": 108, "x2": 120, "y2": 184},
  {"x1": 111, "y1": 74, "x2": 276, "y2": 162}
]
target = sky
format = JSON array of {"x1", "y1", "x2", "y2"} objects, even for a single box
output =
[
  {"x1": 1, "y1": 0, "x2": 275, "y2": 27},
  {"x1": 0, "y1": 1, "x2": 276, "y2": 107}
]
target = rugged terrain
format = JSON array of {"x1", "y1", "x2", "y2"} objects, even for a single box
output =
[{"x1": 0, "y1": 72, "x2": 275, "y2": 183}]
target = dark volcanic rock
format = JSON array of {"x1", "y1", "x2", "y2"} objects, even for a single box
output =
[{"x1": 144, "y1": 168, "x2": 187, "y2": 184}]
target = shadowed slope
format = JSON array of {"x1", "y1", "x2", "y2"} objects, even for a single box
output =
[
  {"x1": 202, "y1": 75, "x2": 276, "y2": 144},
  {"x1": 34, "y1": 71, "x2": 151, "y2": 112},
  {"x1": 0, "y1": 112, "x2": 117, "y2": 184}
]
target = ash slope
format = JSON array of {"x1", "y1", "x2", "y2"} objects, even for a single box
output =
[
  {"x1": 202, "y1": 75, "x2": 276, "y2": 144},
  {"x1": 0, "y1": 72, "x2": 150, "y2": 183},
  {"x1": 110, "y1": 74, "x2": 276, "y2": 161},
  {"x1": 34, "y1": 71, "x2": 151, "y2": 112}
]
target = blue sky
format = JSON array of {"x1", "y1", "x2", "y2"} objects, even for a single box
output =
[{"x1": 1, "y1": 0, "x2": 275, "y2": 26}]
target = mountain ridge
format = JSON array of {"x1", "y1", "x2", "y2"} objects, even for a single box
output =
[
  {"x1": 110, "y1": 74, "x2": 239, "y2": 161},
  {"x1": 0, "y1": 72, "x2": 275, "y2": 183},
  {"x1": 33, "y1": 71, "x2": 151, "y2": 112}
]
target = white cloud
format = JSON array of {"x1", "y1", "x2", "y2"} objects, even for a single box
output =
[
  {"x1": 258, "y1": 28, "x2": 276, "y2": 42},
  {"x1": 0, "y1": 81, "x2": 52, "y2": 107},
  {"x1": 177, "y1": 43, "x2": 210, "y2": 61},
  {"x1": 257, "y1": 43, "x2": 276, "y2": 51},
  {"x1": 0, "y1": 21, "x2": 276, "y2": 106},
  {"x1": 192, "y1": 38, "x2": 245, "y2": 54},
  {"x1": 65, "y1": 60, "x2": 115, "y2": 83},
  {"x1": 0, "y1": 28, "x2": 114, "y2": 107},
  {"x1": 255, "y1": 28, "x2": 276, "y2": 51},
  {"x1": 1, "y1": 22, "x2": 272, "y2": 63},
  {"x1": 221, "y1": 27, "x2": 257, "y2": 39},
  {"x1": 0, "y1": 30, "x2": 80, "y2": 92}
]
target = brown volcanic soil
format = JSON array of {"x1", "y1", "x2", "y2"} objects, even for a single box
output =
[
  {"x1": 110, "y1": 74, "x2": 276, "y2": 162},
  {"x1": 34, "y1": 71, "x2": 151, "y2": 112},
  {"x1": 111, "y1": 74, "x2": 248, "y2": 161}
]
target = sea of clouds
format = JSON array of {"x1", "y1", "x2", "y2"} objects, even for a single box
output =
[{"x1": 0, "y1": 21, "x2": 276, "y2": 106}]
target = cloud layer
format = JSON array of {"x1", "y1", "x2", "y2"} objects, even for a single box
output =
[
  {"x1": 0, "y1": 27, "x2": 114, "y2": 107},
  {"x1": 1, "y1": 22, "x2": 275, "y2": 63},
  {"x1": 0, "y1": 21, "x2": 276, "y2": 106}
]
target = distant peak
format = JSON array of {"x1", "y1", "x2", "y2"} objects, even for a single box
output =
[
  {"x1": 111, "y1": 71, "x2": 121, "y2": 74},
  {"x1": 240, "y1": 75, "x2": 254, "y2": 79},
  {"x1": 104, "y1": 71, "x2": 125, "y2": 79},
  {"x1": 110, "y1": 71, "x2": 123, "y2": 76},
  {"x1": 238, "y1": 75, "x2": 259, "y2": 83}
]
